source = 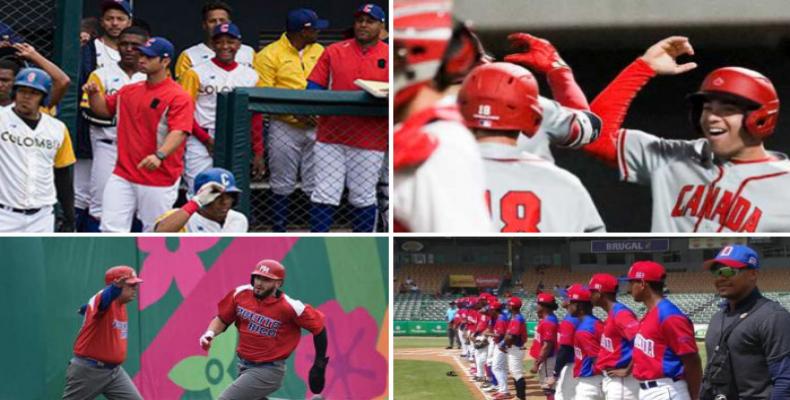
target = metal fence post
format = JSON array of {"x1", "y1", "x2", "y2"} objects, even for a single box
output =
[
  {"x1": 215, "y1": 90, "x2": 252, "y2": 216},
  {"x1": 53, "y1": 0, "x2": 82, "y2": 135}
]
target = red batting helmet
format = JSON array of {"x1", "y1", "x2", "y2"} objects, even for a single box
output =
[
  {"x1": 251, "y1": 259, "x2": 285, "y2": 281},
  {"x1": 458, "y1": 62, "x2": 543, "y2": 136},
  {"x1": 105, "y1": 266, "x2": 143, "y2": 285},
  {"x1": 687, "y1": 67, "x2": 779, "y2": 138},
  {"x1": 394, "y1": 0, "x2": 489, "y2": 108}
]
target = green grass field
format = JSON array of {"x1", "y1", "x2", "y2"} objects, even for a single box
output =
[{"x1": 394, "y1": 359, "x2": 474, "y2": 400}]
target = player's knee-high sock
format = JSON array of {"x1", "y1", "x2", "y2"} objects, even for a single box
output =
[
  {"x1": 75, "y1": 208, "x2": 88, "y2": 232},
  {"x1": 352, "y1": 205, "x2": 377, "y2": 232},
  {"x1": 310, "y1": 202, "x2": 335, "y2": 232},
  {"x1": 271, "y1": 194, "x2": 289, "y2": 232},
  {"x1": 85, "y1": 215, "x2": 101, "y2": 232},
  {"x1": 515, "y1": 377, "x2": 526, "y2": 400},
  {"x1": 487, "y1": 365, "x2": 497, "y2": 385}
]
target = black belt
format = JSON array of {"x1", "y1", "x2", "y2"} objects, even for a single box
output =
[
  {"x1": 0, "y1": 204, "x2": 42, "y2": 215},
  {"x1": 239, "y1": 357, "x2": 278, "y2": 367},
  {"x1": 639, "y1": 377, "x2": 681, "y2": 390},
  {"x1": 72, "y1": 356, "x2": 119, "y2": 370},
  {"x1": 98, "y1": 139, "x2": 115, "y2": 145}
]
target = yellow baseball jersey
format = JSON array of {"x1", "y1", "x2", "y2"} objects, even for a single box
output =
[
  {"x1": 154, "y1": 208, "x2": 248, "y2": 232},
  {"x1": 0, "y1": 107, "x2": 76, "y2": 209},
  {"x1": 83, "y1": 63, "x2": 146, "y2": 141},
  {"x1": 254, "y1": 33, "x2": 324, "y2": 127},
  {"x1": 175, "y1": 42, "x2": 255, "y2": 79},
  {"x1": 179, "y1": 61, "x2": 261, "y2": 132}
]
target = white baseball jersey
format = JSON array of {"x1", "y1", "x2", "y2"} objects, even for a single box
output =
[
  {"x1": 85, "y1": 63, "x2": 146, "y2": 141},
  {"x1": 480, "y1": 142, "x2": 605, "y2": 232},
  {"x1": 93, "y1": 38, "x2": 120, "y2": 70},
  {"x1": 393, "y1": 110, "x2": 493, "y2": 232},
  {"x1": 0, "y1": 107, "x2": 76, "y2": 209},
  {"x1": 180, "y1": 61, "x2": 259, "y2": 133},
  {"x1": 155, "y1": 208, "x2": 248, "y2": 232},
  {"x1": 179, "y1": 43, "x2": 255, "y2": 75},
  {"x1": 618, "y1": 129, "x2": 790, "y2": 232},
  {"x1": 517, "y1": 96, "x2": 597, "y2": 162}
]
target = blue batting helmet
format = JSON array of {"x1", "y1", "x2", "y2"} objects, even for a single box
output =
[
  {"x1": 13, "y1": 67, "x2": 52, "y2": 106},
  {"x1": 194, "y1": 167, "x2": 241, "y2": 194}
]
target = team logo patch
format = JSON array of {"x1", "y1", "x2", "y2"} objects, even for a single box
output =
[
  {"x1": 258, "y1": 265, "x2": 270, "y2": 273},
  {"x1": 220, "y1": 24, "x2": 229, "y2": 32},
  {"x1": 364, "y1": 4, "x2": 373, "y2": 12},
  {"x1": 713, "y1": 77, "x2": 725, "y2": 86},
  {"x1": 26, "y1": 72, "x2": 36, "y2": 83},
  {"x1": 144, "y1": 38, "x2": 155, "y2": 47}
]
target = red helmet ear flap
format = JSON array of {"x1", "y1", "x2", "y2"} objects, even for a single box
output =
[{"x1": 746, "y1": 99, "x2": 779, "y2": 138}]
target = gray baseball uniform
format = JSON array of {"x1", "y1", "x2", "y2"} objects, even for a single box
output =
[{"x1": 62, "y1": 358, "x2": 142, "y2": 400}]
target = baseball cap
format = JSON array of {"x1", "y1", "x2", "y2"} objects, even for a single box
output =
[
  {"x1": 536, "y1": 293, "x2": 556, "y2": 304},
  {"x1": 138, "y1": 37, "x2": 175, "y2": 58},
  {"x1": 105, "y1": 266, "x2": 143, "y2": 285},
  {"x1": 507, "y1": 296, "x2": 522, "y2": 309},
  {"x1": 566, "y1": 284, "x2": 591, "y2": 302},
  {"x1": 286, "y1": 9, "x2": 329, "y2": 32},
  {"x1": 0, "y1": 22, "x2": 23, "y2": 44},
  {"x1": 101, "y1": 0, "x2": 132, "y2": 17},
  {"x1": 627, "y1": 261, "x2": 666, "y2": 282},
  {"x1": 703, "y1": 244, "x2": 760, "y2": 270},
  {"x1": 212, "y1": 22, "x2": 242, "y2": 40},
  {"x1": 589, "y1": 273, "x2": 619, "y2": 293},
  {"x1": 355, "y1": 3, "x2": 386, "y2": 23}
]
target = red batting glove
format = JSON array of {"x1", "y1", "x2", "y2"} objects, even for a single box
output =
[{"x1": 504, "y1": 33, "x2": 569, "y2": 74}]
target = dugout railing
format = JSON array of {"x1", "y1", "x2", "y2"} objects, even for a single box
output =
[{"x1": 214, "y1": 87, "x2": 388, "y2": 232}]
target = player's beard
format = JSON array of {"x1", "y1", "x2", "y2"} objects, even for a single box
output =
[{"x1": 254, "y1": 287, "x2": 276, "y2": 299}]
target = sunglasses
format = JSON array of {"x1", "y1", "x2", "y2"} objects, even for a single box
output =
[{"x1": 710, "y1": 266, "x2": 744, "y2": 278}]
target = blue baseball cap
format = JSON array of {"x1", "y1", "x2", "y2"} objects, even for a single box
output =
[
  {"x1": 137, "y1": 37, "x2": 175, "y2": 59},
  {"x1": 704, "y1": 244, "x2": 760, "y2": 270},
  {"x1": 0, "y1": 22, "x2": 23, "y2": 44},
  {"x1": 355, "y1": 4, "x2": 386, "y2": 23},
  {"x1": 212, "y1": 23, "x2": 242, "y2": 40},
  {"x1": 286, "y1": 9, "x2": 329, "y2": 32},
  {"x1": 101, "y1": 0, "x2": 132, "y2": 17}
]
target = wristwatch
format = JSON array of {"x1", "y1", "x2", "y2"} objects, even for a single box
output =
[{"x1": 155, "y1": 150, "x2": 167, "y2": 161}]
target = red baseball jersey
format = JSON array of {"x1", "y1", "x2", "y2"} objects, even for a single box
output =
[
  {"x1": 632, "y1": 299, "x2": 698, "y2": 380},
  {"x1": 217, "y1": 285, "x2": 325, "y2": 363},
  {"x1": 494, "y1": 313, "x2": 510, "y2": 343},
  {"x1": 506, "y1": 313, "x2": 528, "y2": 347},
  {"x1": 474, "y1": 313, "x2": 490, "y2": 334},
  {"x1": 72, "y1": 288, "x2": 129, "y2": 365},
  {"x1": 530, "y1": 313, "x2": 559, "y2": 359},
  {"x1": 105, "y1": 78, "x2": 194, "y2": 186},
  {"x1": 456, "y1": 308, "x2": 468, "y2": 328},
  {"x1": 596, "y1": 302, "x2": 640, "y2": 371},
  {"x1": 558, "y1": 314, "x2": 580, "y2": 346},
  {"x1": 573, "y1": 315, "x2": 604, "y2": 377},
  {"x1": 467, "y1": 309, "x2": 480, "y2": 327},
  {"x1": 307, "y1": 38, "x2": 388, "y2": 151}
]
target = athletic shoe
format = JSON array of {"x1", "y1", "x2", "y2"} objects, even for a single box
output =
[
  {"x1": 480, "y1": 382, "x2": 491, "y2": 388},
  {"x1": 493, "y1": 392, "x2": 514, "y2": 400}
]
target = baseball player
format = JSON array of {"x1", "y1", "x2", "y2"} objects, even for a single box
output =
[
  {"x1": 306, "y1": 4, "x2": 388, "y2": 232},
  {"x1": 585, "y1": 36, "x2": 790, "y2": 232},
  {"x1": 174, "y1": 0, "x2": 255, "y2": 79},
  {"x1": 502, "y1": 296, "x2": 528, "y2": 400},
  {"x1": 199, "y1": 259, "x2": 328, "y2": 400},
  {"x1": 154, "y1": 167, "x2": 248, "y2": 232},
  {"x1": 465, "y1": 296, "x2": 481, "y2": 365},
  {"x1": 481, "y1": 296, "x2": 502, "y2": 391},
  {"x1": 627, "y1": 261, "x2": 702, "y2": 400},
  {"x1": 490, "y1": 298, "x2": 512, "y2": 398},
  {"x1": 0, "y1": 41, "x2": 72, "y2": 110},
  {"x1": 529, "y1": 293, "x2": 559, "y2": 399},
  {"x1": 457, "y1": 62, "x2": 606, "y2": 232},
  {"x1": 179, "y1": 22, "x2": 263, "y2": 193},
  {"x1": 454, "y1": 298, "x2": 471, "y2": 359},
  {"x1": 589, "y1": 273, "x2": 640, "y2": 400},
  {"x1": 254, "y1": 8, "x2": 327, "y2": 231},
  {"x1": 75, "y1": 0, "x2": 134, "y2": 230},
  {"x1": 0, "y1": 57, "x2": 16, "y2": 108},
  {"x1": 565, "y1": 284, "x2": 604, "y2": 400},
  {"x1": 550, "y1": 292, "x2": 581, "y2": 400},
  {"x1": 62, "y1": 266, "x2": 144, "y2": 400},
  {"x1": 0, "y1": 68, "x2": 75, "y2": 232},
  {"x1": 84, "y1": 37, "x2": 194, "y2": 232},
  {"x1": 81, "y1": 26, "x2": 148, "y2": 231},
  {"x1": 472, "y1": 297, "x2": 492, "y2": 382},
  {"x1": 393, "y1": 0, "x2": 493, "y2": 233}
]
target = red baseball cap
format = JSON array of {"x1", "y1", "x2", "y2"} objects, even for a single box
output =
[
  {"x1": 489, "y1": 300, "x2": 501, "y2": 311},
  {"x1": 567, "y1": 284, "x2": 591, "y2": 302},
  {"x1": 589, "y1": 273, "x2": 618, "y2": 293},
  {"x1": 508, "y1": 296, "x2": 523, "y2": 309},
  {"x1": 627, "y1": 261, "x2": 666, "y2": 282},
  {"x1": 536, "y1": 293, "x2": 556, "y2": 304}
]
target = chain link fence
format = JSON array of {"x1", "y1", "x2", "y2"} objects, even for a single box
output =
[
  {"x1": 250, "y1": 107, "x2": 388, "y2": 232},
  {"x1": 215, "y1": 88, "x2": 388, "y2": 232},
  {"x1": 0, "y1": 0, "x2": 55, "y2": 60}
]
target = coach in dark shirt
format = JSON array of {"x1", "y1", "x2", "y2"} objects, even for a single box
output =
[{"x1": 702, "y1": 244, "x2": 790, "y2": 400}]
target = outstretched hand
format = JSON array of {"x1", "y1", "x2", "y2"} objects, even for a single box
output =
[{"x1": 640, "y1": 36, "x2": 697, "y2": 75}]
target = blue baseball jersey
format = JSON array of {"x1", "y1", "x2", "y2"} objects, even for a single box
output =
[{"x1": 573, "y1": 314, "x2": 604, "y2": 377}]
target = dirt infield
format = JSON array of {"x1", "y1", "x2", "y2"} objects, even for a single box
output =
[{"x1": 395, "y1": 346, "x2": 549, "y2": 400}]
